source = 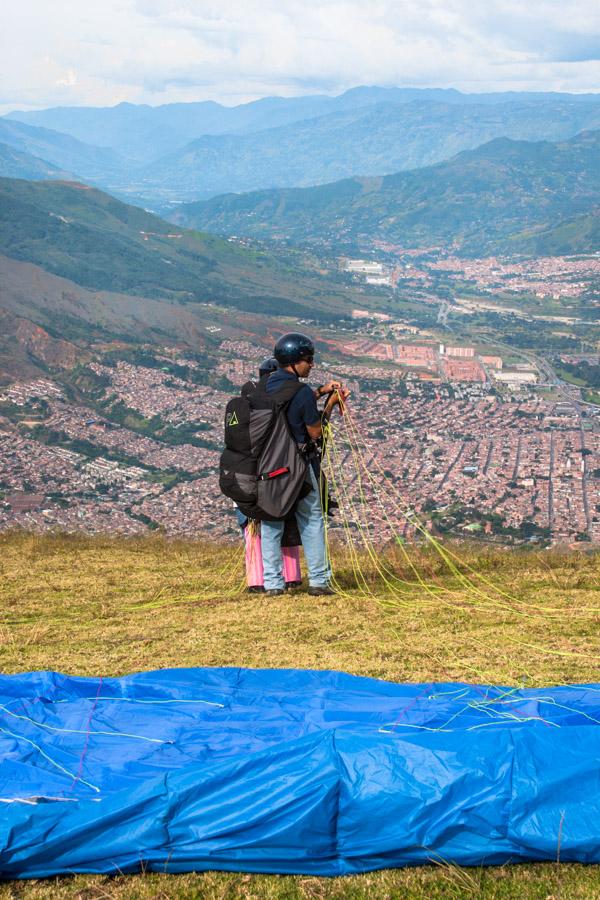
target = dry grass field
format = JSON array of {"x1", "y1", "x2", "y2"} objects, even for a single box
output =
[{"x1": 1, "y1": 532, "x2": 599, "y2": 899}]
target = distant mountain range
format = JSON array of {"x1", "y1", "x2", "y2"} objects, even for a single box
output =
[
  {"x1": 12, "y1": 86, "x2": 596, "y2": 161},
  {"x1": 0, "y1": 119, "x2": 123, "y2": 182},
  {"x1": 134, "y1": 98, "x2": 600, "y2": 204},
  {"x1": 172, "y1": 130, "x2": 600, "y2": 256},
  {"x1": 4, "y1": 88, "x2": 600, "y2": 206}
]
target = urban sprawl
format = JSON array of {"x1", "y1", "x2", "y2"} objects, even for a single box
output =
[{"x1": 1, "y1": 327, "x2": 599, "y2": 546}]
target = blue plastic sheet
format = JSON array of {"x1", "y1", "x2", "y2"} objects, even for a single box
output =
[{"x1": 1, "y1": 667, "x2": 600, "y2": 878}]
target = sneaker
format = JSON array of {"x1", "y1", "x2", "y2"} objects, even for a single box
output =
[
  {"x1": 307, "y1": 585, "x2": 335, "y2": 596},
  {"x1": 265, "y1": 588, "x2": 285, "y2": 596},
  {"x1": 246, "y1": 585, "x2": 265, "y2": 593},
  {"x1": 285, "y1": 580, "x2": 303, "y2": 591}
]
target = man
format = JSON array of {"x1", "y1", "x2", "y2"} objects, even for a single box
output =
[
  {"x1": 236, "y1": 354, "x2": 302, "y2": 593},
  {"x1": 261, "y1": 332, "x2": 349, "y2": 596}
]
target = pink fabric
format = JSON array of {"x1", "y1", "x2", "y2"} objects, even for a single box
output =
[
  {"x1": 244, "y1": 526, "x2": 302, "y2": 586},
  {"x1": 282, "y1": 545, "x2": 302, "y2": 583},
  {"x1": 244, "y1": 527, "x2": 264, "y2": 587}
]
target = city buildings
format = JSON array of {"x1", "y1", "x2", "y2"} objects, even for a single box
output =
[{"x1": 1, "y1": 343, "x2": 598, "y2": 545}]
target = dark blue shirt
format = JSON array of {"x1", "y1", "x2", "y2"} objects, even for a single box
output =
[{"x1": 266, "y1": 369, "x2": 320, "y2": 444}]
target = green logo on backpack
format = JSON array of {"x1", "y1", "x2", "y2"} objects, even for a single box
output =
[{"x1": 226, "y1": 411, "x2": 239, "y2": 426}]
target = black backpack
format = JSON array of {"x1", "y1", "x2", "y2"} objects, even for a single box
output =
[{"x1": 219, "y1": 377, "x2": 311, "y2": 521}]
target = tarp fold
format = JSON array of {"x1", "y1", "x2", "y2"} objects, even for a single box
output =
[{"x1": 1, "y1": 668, "x2": 600, "y2": 877}]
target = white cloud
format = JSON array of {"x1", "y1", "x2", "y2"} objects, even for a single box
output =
[
  {"x1": 56, "y1": 69, "x2": 78, "y2": 88},
  {"x1": 0, "y1": 0, "x2": 598, "y2": 113}
]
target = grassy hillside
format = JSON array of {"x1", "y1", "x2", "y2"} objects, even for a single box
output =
[
  {"x1": 174, "y1": 130, "x2": 600, "y2": 256},
  {"x1": 0, "y1": 177, "x2": 361, "y2": 321},
  {"x1": 504, "y1": 209, "x2": 600, "y2": 255},
  {"x1": 1, "y1": 533, "x2": 599, "y2": 898}
]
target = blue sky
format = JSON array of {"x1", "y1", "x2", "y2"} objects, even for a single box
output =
[{"x1": 1, "y1": 0, "x2": 599, "y2": 113}]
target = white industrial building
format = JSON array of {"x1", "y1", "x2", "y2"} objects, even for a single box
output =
[
  {"x1": 493, "y1": 371, "x2": 538, "y2": 384},
  {"x1": 365, "y1": 275, "x2": 391, "y2": 286},
  {"x1": 345, "y1": 259, "x2": 384, "y2": 275}
]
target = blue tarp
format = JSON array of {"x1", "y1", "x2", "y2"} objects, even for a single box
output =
[{"x1": 1, "y1": 667, "x2": 600, "y2": 878}]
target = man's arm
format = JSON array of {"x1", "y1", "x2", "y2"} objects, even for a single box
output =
[{"x1": 306, "y1": 420, "x2": 323, "y2": 441}]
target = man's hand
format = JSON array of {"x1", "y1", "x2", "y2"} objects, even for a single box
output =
[
  {"x1": 308, "y1": 387, "x2": 351, "y2": 439},
  {"x1": 319, "y1": 380, "x2": 341, "y2": 395},
  {"x1": 324, "y1": 386, "x2": 350, "y2": 416}
]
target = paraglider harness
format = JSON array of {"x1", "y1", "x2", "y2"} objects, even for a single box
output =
[{"x1": 219, "y1": 377, "x2": 313, "y2": 522}]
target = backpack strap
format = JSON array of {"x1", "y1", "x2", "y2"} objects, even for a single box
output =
[
  {"x1": 272, "y1": 379, "x2": 306, "y2": 408},
  {"x1": 251, "y1": 376, "x2": 305, "y2": 410}
]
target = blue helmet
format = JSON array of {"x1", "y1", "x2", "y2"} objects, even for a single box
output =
[
  {"x1": 258, "y1": 356, "x2": 279, "y2": 378},
  {"x1": 273, "y1": 332, "x2": 315, "y2": 366}
]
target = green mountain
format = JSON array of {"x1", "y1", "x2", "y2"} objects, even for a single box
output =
[
  {"x1": 0, "y1": 177, "x2": 360, "y2": 321},
  {"x1": 0, "y1": 143, "x2": 72, "y2": 181},
  {"x1": 503, "y1": 211, "x2": 600, "y2": 256},
  {"x1": 173, "y1": 131, "x2": 600, "y2": 256}
]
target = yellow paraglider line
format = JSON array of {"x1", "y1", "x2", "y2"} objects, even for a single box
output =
[
  {"x1": 316, "y1": 390, "x2": 598, "y2": 694},
  {"x1": 328, "y1": 402, "x2": 526, "y2": 616},
  {"x1": 329, "y1": 421, "x2": 443, "y2": 596},
  {"x1": 332, "y1": 398, "x2": 594, "y2": 622},
  {"x1": 323, "y1": 423, "x2": 420, "y2": 598}
]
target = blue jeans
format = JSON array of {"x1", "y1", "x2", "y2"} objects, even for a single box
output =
[{"x1": 261, "y1": 465, "x2": 331, "y2": 590}]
